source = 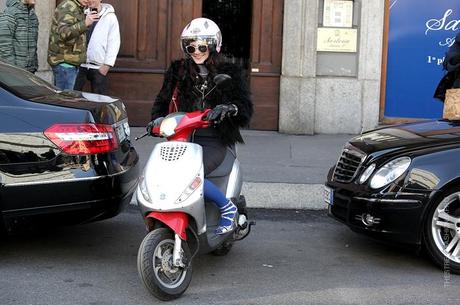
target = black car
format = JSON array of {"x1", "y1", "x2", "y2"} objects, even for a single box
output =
[
  {"x1": 0, "y1": 61, "x2": 139, "y2": 233},
  {"x1": 325, "y1": 120, "x2": 460, "y2": 273}
]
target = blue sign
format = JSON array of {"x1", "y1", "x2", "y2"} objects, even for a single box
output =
[{"x1": 385, "y1": 1, "x2": 460, "y2": 119}]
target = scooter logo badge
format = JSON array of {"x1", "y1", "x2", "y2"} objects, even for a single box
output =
[{"x1": 159, "y1": 193, "x2": 166, "y2": 200}]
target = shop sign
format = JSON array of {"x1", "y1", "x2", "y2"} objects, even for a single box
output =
[{"x1": 317, "y1": 28, "x2": 358, "y2": 52}]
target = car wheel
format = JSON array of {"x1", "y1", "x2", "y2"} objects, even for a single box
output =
[
  {"x1": 137, "y1": 228, "x2": 192, "y2": 301},
  {"x1": 424, "y1": 187, "x2": 460, "y2": 274}
]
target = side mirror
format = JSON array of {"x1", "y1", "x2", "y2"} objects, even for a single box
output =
[{"x1": 213, "y1": 74, "x2": 232, "y2": 91}]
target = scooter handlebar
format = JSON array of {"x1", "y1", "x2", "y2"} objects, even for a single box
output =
[
  {"x1": 152, "y1": 125, "x2": 162, "y2": 136},
  {"x1": 135, "y1": 125, "x2": 163, "y2": 140},
  {"x1": 134, "y1": 132, "x2": 149, "y2": 141},
  {"x1": 174, "y1": 109, "x2": 212, "y2": 132},
  {"x1": 137, "y1": 110, "x2": 212, "y2": 141},
  {"x1": 200, "y1": 109, "x2": 212, "y2": 125}
]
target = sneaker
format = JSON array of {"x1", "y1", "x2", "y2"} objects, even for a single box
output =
[{"x1": 215, "y1": 200, "x2": 238, "y2": 235}]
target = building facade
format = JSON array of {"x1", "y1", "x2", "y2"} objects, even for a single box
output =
[
  {"x1": 281, "y1": 0, "x2": 384, "y2": 134},
  {"x1": 2, "y1": 1, "x2": 456, "y2": 134}
]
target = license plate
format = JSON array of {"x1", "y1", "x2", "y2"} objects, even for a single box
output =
[
  {"x1": 116, "y1": 125, "x2": 126, "y2": 142},
  {"x1": 324, "y1": 186, "x2": 334, "y2": 206},
  {"x1": 116, "y1": 121, "x2": 130, "y2": 142}
]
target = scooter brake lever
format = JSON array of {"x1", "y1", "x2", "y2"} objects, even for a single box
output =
[{"x1": 135, "y1": 132, "x2": 149, "y2": 141}]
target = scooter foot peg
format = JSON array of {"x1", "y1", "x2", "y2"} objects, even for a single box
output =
[{"x1": 233, "y1": 220, "x2": 255, "y2": 241}]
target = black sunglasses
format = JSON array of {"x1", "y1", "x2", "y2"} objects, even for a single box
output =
[{"x1": 185, "y1": 45, "x2": 208, "y2": 54}]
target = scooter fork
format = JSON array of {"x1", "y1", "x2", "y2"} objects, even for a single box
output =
[{"x1": 173, "y1": 234, "x2": 186, "y2": 268}]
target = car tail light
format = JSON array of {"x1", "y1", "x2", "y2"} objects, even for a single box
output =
[{"x1": 44, "y1": 123, "x2": 118, "y2": 155}]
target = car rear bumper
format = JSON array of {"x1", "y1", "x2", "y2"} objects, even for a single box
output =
[
  {"x1": 325, "y1": 184, "x2": 429, "y2": 245},
  {"x1": 1, "y1": 162, "x2": 139, "y2": 227}
]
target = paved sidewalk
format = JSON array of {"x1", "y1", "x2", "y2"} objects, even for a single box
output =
[{"x1": 130, "y1": 127, "x2": 356, "y2": 209}]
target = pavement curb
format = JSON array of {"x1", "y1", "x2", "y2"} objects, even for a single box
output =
[
  {"x1": 242, "y1": 182, "x2": 326, "y2": 210},
  {"x1": 130, "y1": 182, "x2": 327, "y2": 210}
]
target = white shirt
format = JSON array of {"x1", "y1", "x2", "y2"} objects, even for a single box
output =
[{"x1": 81, "y1": 4, "x2": 120, "y2": 69}]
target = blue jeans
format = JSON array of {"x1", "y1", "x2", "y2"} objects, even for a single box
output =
[{"x1": 52, "y1": 64, "x2": 79, "y2": 90}]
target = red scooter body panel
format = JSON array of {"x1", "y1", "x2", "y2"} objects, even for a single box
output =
[
  {"x1": 168, "y1": 109, "x2": 211, "y2": 142},
  {"x1": 150, "y1": 109, "x2": 212, "y2": 141},
  {"x1": 146, "y1": 211, "x2": 189, "y2": 240}
]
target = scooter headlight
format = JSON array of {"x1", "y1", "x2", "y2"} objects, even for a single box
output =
[
  {"x1": 138, "y1": 175, "x2": 152, "y2": 202},
  {"x1": 369, "y1": 157, "x2": 411, "y2": 189},
  {"x1": 160, "y1": 116, "x2": 180, "y2": 137}
]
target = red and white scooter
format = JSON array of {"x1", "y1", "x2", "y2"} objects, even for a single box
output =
[{"x1": 135, "y1": 75, "x2": 254, "y2": 301}]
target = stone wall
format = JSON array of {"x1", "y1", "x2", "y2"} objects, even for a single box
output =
[{"x1": 280, "y1": 0, "x2": 384, "y2": 134}]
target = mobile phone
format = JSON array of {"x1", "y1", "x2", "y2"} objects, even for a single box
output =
[{"x1": 91, "y1": 7, "x2": 98, "y2": 13}]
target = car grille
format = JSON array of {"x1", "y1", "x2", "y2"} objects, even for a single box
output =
[
  {"x1": 333, "y1": 145, "x2": 366, "y2": 183},
  {"x1": 160, "y1": 144, "x2": 187, "y2": 161}
]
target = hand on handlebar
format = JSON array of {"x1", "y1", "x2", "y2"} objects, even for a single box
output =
[
  {"x1": 146, "y1": 117, "x2": 164, "y2": 134},
  {"x1": 206, "y1": 104, "x2": 238, "y2": 123}
]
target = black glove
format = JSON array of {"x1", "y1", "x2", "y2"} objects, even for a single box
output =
[
  {"x1": 206, "y1": 104, "x2": 238, "y2": 123},
  {"x1": 146, "y1": 117, "x2": 164, "y2": 134}
]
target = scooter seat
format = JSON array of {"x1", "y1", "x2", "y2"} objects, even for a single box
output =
[{"x1": 206, "y1": 146, "x2": 236, "y2": 178}]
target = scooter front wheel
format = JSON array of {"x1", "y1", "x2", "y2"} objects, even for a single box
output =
[{"x1": 137, "y1": 228, "x2": 193, "y2": 301}]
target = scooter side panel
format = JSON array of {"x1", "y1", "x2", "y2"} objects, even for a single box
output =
[
  {"x1": 207, "y1": 159, "x2": 242, "y2": 199},
  {"x1": 226, "y1": 159, "x2": 242, "y2": 198}
]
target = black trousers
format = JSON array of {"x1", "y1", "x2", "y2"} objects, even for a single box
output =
[
  {"x1": 74, "y1": 67, "x2": 108, "y2": 95},
  {"x1": 194, "y1": 135, "x2": 227, "y2": 176}
]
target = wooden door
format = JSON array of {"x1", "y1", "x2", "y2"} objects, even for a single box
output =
[
  {"x1": 105, "y1": 0, "x2": 202, "y2": 126},
  {"x1": 104, "y1": 0, "x2": 283, "y2": 129},
  {"x1": 249, "y1": 0, "x2": 283, "y2": 130}
]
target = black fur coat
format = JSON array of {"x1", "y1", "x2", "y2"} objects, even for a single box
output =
[{"x1": 151, "y1": 58, "x2": 253, "y2": 145}]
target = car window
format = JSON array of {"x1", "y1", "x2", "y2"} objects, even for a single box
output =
[{"x1": 0, "y1": 62, "x2": 59, "y2": 99}]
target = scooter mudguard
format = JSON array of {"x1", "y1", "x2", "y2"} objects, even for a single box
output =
[{"x1": 146, "y1": 211, "x2": 189, "y2": 240}]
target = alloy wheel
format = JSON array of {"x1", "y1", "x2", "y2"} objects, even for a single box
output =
[
  {"x1": 431, "y1": 192, "x2": 460, "y2": 263},
  {"x1": 153, "y1": 239, "x2": 188, "y2": 289}
]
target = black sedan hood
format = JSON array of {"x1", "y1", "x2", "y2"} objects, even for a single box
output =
[
  {"x1": 348, "y1": 120, "x2": 460, "y2": 155},
  {"x1": 30, "y1": 91, "x2": 127, "y2": 124}
]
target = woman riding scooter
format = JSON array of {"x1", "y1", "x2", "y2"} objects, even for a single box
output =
[{"x1": 148, "y1": 17, "x2": 253, "y2": 235}]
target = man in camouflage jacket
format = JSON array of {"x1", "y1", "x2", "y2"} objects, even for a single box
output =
[
  {"x1": 47, "y1": 0, "x2": 98, "y2": 90},
  {"x1": 0, "y1": 0, "x2": 38, "y2": 73}
]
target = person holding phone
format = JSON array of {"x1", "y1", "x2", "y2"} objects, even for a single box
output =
[
  {"x1": 48, "y1": 0, "x2": 99, "y2": 90},
  {"x1": 74, "y1": 0, "x2": 120, "y2": 95}
]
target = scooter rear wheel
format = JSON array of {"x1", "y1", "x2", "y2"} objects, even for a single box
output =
[
  {"x1": 211, "y1": 240, "x2": 233, "y2": 256},
  {"x1": 137, "y1": 228, "x2": 193, "y2": 301}
]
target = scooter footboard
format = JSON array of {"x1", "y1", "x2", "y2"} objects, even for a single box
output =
[{"x1": 146, "y1": 212, "x2": 189, "y2": 240}]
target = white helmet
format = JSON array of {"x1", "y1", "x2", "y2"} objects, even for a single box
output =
[{"x1": 180, "y1": 18, "x2": 222, "y2": 53}]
